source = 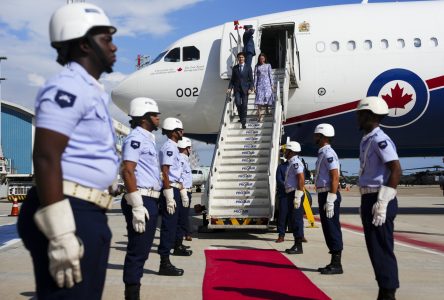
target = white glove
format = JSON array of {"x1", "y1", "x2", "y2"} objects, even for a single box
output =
[
  {"x1": 372, "y1": 185, "x2": 397, "y2": 226},
  {"x1": 163, "y1": 188, "x2": 176, "y2": 215},
  {"x1": 294, "y1": 190, "x2": 304, "y2": 209},
  {"x1": 180, "y1": 189, "x2": 190, "y2": 207},
  {"x1": 34, "y1": 199, "x2": 84, "y2": 288},
  {"x1": 125, "y1": 191, "x2": 149, "y2": 233},
  {"x1": 324, "y1": 193, "x2": 337, "y2": 218}
]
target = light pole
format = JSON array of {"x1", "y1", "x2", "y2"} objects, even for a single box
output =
[{"x1": 0, "y1": 56, "x2": 6, "y2": 101}]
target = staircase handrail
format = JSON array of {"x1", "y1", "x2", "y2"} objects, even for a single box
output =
[{"x1": 267, "y1": 80, "x2": 283, "y2": 220}]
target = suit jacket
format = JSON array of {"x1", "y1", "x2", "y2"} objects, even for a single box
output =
[
  {"x1": 243, "y1": 29, "x2": 256, "y2": 55},
  {"x1": 228, "y1": 64, "x2": 254, "y2": 94}
]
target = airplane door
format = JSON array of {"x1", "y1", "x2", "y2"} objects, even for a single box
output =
[{"x1": 220, "y1": 20, "x2": 258, "y2": 79}]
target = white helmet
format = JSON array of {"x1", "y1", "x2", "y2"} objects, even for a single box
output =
[
  {"x1": 129, "y1": 97, "x2": 159, "y2": 117},
  {"x1": 177, "y1": 137, "x2": 192, "y2": 149},
  {"x1": 162, "y1": 117, "x2": 183, "y2": 131},
  {"x1": 50, "y1": 2, "x2": 116, "y2": 48},
  {"x1": 286, "y1": 141, "x2": 301, "y2": 153},
  {"x1": 357, "y1": 96, "x2": 389, "y2": 115},
  {"x1": 314, "y1": 123, "x2": 335, "y2": 137}
]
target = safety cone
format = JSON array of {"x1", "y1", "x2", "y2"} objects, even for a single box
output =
[{"x1": 9, "y1": 199, "x2": 19, "y2": 217}]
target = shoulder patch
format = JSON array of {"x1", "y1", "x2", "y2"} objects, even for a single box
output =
[
  {"x1": 55, "y1": 90, "x2": 76, "y2": 108},
  {"x1": 378, "y1": 140, "x2": 388, "y2": 149},
  {"x1": 167, "y1": 151, "x2": 173, "y2": 157},
  {"x1": 327, "y1": 157, "x2": 334, "y2": 163},
  {"x1": 130, "y1": 140, "x2": 140, "y2": 149},
  {"x1": 293, "y1": 163, "x2": 299, "y2": 169}
]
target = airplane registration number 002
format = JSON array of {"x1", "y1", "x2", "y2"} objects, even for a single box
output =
[{"x1": 176, "y1": 87, "x2": 199, "y2": 98}]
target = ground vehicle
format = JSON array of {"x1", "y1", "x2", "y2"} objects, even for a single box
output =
[
  {"x1": 6, "y1": 174, "x2": 34, "y2": 201},
  {"x1": 192, "y1": 167, "x2": 209, "y2": 192}
]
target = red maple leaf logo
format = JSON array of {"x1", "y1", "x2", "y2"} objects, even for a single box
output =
[
  {"x1": 381, "y1": 83, "x2": 413, "y2": 115},
  {"x1": 177, "y1": 67, "x2": 183, "y2": 72}
]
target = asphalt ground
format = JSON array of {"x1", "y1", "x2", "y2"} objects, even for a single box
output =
[{"x1": 0, "y1": 185, "x2": 443, "y2": 300}]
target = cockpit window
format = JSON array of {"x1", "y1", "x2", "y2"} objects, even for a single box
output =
[
  {"x1": 150, "y1": 51, "x2": 167, "y2": 64},
  {"x1": 164, "y1": 47, "x2": 180, "y2": 62},
  {"x1": 183, "y1": 46, "x2": 200, "y2": 61}
]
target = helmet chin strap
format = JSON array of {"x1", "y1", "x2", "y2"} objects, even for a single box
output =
[{"x1": 86, "y1": 34, "x2": 113, "y2": 73}]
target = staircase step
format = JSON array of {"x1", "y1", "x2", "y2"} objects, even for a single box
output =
[
  {"x1": 218, "y1": 172, "x2": 268, "y2": 181},
  {"x1": 209, "y1": 206, "x2": 270, "y2": 218},
  {"x1": 213, "y1": 180, "x2": 268, "y2": 189},
  {"x1": 227, "y1": 127, "x2": 272, "y2": 136},
  {"x1": 220, "y1": 141, "x2": 271, "y2": 150},
  {"x1": 227, "y1": 121, "x2": 272, "y2": 129},
  {"x1": 208, "y1": 197, "x2": 269, "y2": 207},
  {"x1": 214, "y1": 165, "x2": 269, "y2": 172},
  {"x1": 224, "y1": 135, "x2": 271, "y2": 143},
  {"x1": 219, "y1": 157, "x2": 269, "y2": 165},
  {"x1": 212, "y1": 188, "x2": 268, "y2": 198},
  {"x1": 219, "y1": 148, "x2": 270, "y2": 158}
]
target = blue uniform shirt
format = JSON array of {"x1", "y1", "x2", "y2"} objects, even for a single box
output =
[
  {"x1": 179, "y1": 153, "x2": 192, "y2": 189},
  {"x1": 35, "y1": 62, "x2": 119, "y2": 190},
  {"x1": 159, "y1": 139, "x2": 182, "y2": 183},
  {"x1": 359, "y1": 127, "x2": 399, "y2": 187},
  {"x1": 315, "y1": 144, "x2": 340, "y2": 189},
  {"x1": 122, "y1": 126, "x2": 162, "y2": 191},
  {"x1": 276, "y1": 161, "x2": 289, "y2": 195},
  {"x1": 284, "y1": 156, "x2": 304, "y2": 192}
]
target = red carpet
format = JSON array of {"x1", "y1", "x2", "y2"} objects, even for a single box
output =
[{"x1": 203, "y1": 249, "x2": 331, "y2": 300}]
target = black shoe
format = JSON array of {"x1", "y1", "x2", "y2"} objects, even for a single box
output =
[
  {"x1": 125, "y1": 284, "x2": 140, "y2": 300},
  {"x1": 378, "y1": 288, "x2": 396, "y2": 300},
  {"x1": 242, "y1": 124, "x2": 247, "y2": 129},
  {"x1": 173, "y1": 245, "x2": 193, "y2": 256},
  {"x1": 182, "y1": 244, "x2": 191, "y2": 249},
  {"x1": 285, "y1": 242, "x2": 303, "y2": 254},
  {"x1": 159, "y1": 256, "x2": 184, "y2": 276},
  {"x1": 319, "y1": 253, "x2": 343, "y2": 274}
]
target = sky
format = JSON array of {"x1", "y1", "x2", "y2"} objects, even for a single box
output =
[{"x1": 0, "y1": 0, "x2": 442, "y2": 174}]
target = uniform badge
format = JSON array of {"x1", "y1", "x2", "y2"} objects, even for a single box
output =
[
  {"x1": 167, "y1": 151, "x2": 173, "y2": 157},
  {"x1": 378, "y1": 141, "x2": 388, "y2": 149},
  {"x1": 294, "y1": 163, "x2": 299, "y2": 169},
  {"x1": 130, "y1": 141, "x2": 140, "y2": 149},
  {"x1": 327, "y1": 157, "x2": 334, "y2": 163},
  {"x1": 55, "y1": 90, "x2": 76, "y2": 108}
]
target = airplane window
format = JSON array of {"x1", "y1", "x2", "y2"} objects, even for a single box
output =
[
  {"x1": 380, "y1": 39, "x2": 389, "y2": 49},
  {"x1": 192, "y1": 170, "x2": 198, "y2": 174},
  {"x1": 164, "y1": 47, "x2": 180, "y2": 62},
  {"x1": 347, "y1": 41, "x2": 356, "y2": 51},
  {"x1": 330, "y1": 41, "x2": 339, "y2": 52},
  {"x1": 183, "y1": 46, "x2": 200, "y2": 61},
  {"x1": 430, "y1": 37, "x2": 438, "y2": 47},
  {"x1": 397, "y1": 39, "x2": 405, "y2": 49},
  {"x1": 316, "y1": 42, "x2": 325, "y2": 52},
  {"x1": 364, "y1": 40, "x2": 372, "y2": 50},
  {"x1": 414, "y1": 38, "x2": 421, "y2": 48},
  {"x1": 150, "y1": 51, "x2": 167, "y2": 64}
]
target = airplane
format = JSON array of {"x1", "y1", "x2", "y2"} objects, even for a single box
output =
[
  {"x1": 191, "y1": 166, "x2": 210, "y2": 192},
  {"x1": 112, "y1": 0, "x2": 444, "y2": 158}
]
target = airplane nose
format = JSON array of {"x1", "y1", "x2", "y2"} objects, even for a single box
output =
[{"x1": 111, "y1": 70, "x2": 147, "y2": 114}]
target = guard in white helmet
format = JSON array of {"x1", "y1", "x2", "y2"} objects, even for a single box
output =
[
  {"x1": 120, "y1": 98, "x2": 162, "y2": 299},
  {"x1": 177, "y1": 137, "x2": 193, "y2": 244},
  {"x1": 17, "y1": 3, "x2": 118, "y2": 299},
  {"x1": 313, "y1": 123, "x2": 344, "y2": 275},
  {"x1": 357, "y1": 96, "x2": 401, "y2": 300},
  {"x1": 158, "y1": 117, "x2": 189, "y2": 276},
  {"x1": 283, "y1": 141, "x2": 306, "y2": 254}
]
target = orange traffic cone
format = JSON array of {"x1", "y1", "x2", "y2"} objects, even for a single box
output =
[{"x1": 9, "y1": 199, "x2": 19, "y2": 217}]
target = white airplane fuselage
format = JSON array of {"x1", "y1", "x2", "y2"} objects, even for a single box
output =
[{"x1": 112, "y1": 1, "x2": 444, "y2": 157}]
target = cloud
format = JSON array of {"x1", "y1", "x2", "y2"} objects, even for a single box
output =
[{"x1": 27, "y1": 73, "x2": 46, "y2": 87}]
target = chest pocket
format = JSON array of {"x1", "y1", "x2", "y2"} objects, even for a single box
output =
[
  {"x1": 142, "y1": 147, "x2": 157, "y2": 164},
  {"x1": 84, "y1": 102, "x2": 110, "y2": 141}
]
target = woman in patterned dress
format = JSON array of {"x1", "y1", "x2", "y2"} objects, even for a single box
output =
[{"x1": 254, "y1": 53, "x2": 275, "y2": 122}]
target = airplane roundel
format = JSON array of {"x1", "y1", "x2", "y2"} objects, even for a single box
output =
[{"x1": 367, "y1": 68, "x2": 429, "y2": 128}]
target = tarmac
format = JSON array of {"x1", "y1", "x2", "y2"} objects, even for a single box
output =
[{"x1": 0, "y1": 185, "x2": 443, "y2": 300}]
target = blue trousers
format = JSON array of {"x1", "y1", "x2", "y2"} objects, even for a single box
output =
[
  {"x1": 158, "y1": 187, "x2": 182, "y2": 256},
  {"x1": 17, "y1": 187, "x2": 111, "y2": 300},
  {"x1": 178, "y1": 192, "x2": 192, "y2": 238},
  {"x1": 245, "y1": 53, "x2": 254, "y2": 69},
  {"x1": 318, "y1": 191, "x2": 343, "y2": 253},
  {"x1": 277, "y1": 194, "x2": 291, "y2": 236},
  {"x1": 286, "y1": 191, "x2": 304, "y2": 239},
  {"x1": 234, "y1": 90, "x2": 248, "y2": 125},
  {"x1": 121, "y1": 195, "x2": 159, "y2": 284},
  {"x1": 361, "y1": 193, "x2": 399, "y2": 289}
]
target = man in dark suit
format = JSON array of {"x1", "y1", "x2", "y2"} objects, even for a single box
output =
[
  {"x1": 242, "y1": 25, "x2": 256, "y2": 68},
  {"x1": 227, "y1": 52, "x2": 254, "y2": 129}
]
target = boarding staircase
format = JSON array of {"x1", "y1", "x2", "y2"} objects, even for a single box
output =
[{"x1": 203, "y1": 67, "x2": 291, "y2": 229}]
